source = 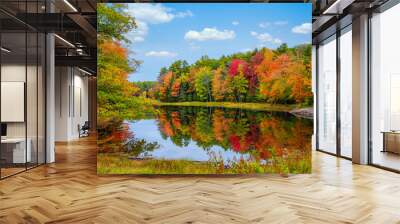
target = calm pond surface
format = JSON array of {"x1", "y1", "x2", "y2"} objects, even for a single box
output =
[{"x1": 98, "y1": 106, "x2": 313, "y2": 174}]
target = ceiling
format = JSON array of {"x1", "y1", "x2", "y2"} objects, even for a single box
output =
[
  {"x1": 0, "y1": 0, "x2": 96, "y2": 74},
  {"x1": 312, "y1": 0, "x2": 390, "y2": 43}
]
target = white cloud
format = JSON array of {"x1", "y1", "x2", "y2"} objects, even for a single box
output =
[
  {"x1": 128, "y1": 4, "x2": 192, "y2": 24},
  {"x1": 232, "y1": 21, "x2": 239, "y2": 26},
  {"x1": 128, "y1": 20, "x2": 148, "y2": 43},
  {"x1": 184, "y1": 27, "x2": 235, "y2": 41},
  {"x1": 250, "y1": 31, "x2": 258, "y2": 36},
  {"x1": 259, "y1": 22, "x2": 270, "y2": 28},
  {"x1": 259, "y1": 21, "x2": 288, "y2": 29},
  {"x1": 127, "y1": 4, "x2": 193, "y2": 43},
  {"x1": 250, "y1": 31, "x2": 282, "y2": 45},
  {"x1": 292, "y1": 23, "x2": 312, "y2": 34},
  {"x1": 175, "y1": 10, "x2": 193, "y2": 18},
  {"x1": 145, "y1": 51, "x2": 177, "y2": 57}
]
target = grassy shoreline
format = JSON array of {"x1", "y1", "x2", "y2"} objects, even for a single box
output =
[
  {"x1": 97, "y1": 153, "x2": 311, "y2": 175},
  {"x1": 150, "y1": 101, "x2": 303, "y2": 112}
]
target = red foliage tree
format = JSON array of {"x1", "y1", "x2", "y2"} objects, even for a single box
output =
[{"x1": 229, "y1": 59, "x2": 249, "y2": 77}]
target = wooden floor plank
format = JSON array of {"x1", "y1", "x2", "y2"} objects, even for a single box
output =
[{"x1": 0, "y1": 137, "x2": 400, "y2": 223}]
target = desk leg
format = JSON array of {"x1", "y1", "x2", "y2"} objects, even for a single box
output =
[{"x1": 382, "y1": 133, "x2": 386, "y2": 153}]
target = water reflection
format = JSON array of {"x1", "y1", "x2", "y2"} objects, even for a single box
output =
[{"x1": 98, "y1": 106, "x2": 313, "y2": 174}]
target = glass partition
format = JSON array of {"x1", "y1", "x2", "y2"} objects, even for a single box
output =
[
  {"x1": 339, "y1": 26, "x2": 352, "y2": 158},
  {"x1": 0, "y1": 1, "x2": 46, "y2": 179},
  {"x1": 317, "y1": 35, "x2": 337, "y2": 154},
  {"x1": 0, "y1": 31, "x2": 28, "y2": 177},
  {"x1": 370, "y1": 3, "x2": 400, "y2": 171}
]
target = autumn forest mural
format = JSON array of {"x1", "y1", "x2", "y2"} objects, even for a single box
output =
[{"x1": 97, "y1": 3, "x2": 313, "y2": 174}]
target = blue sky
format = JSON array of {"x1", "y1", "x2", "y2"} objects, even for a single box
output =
[{"x1": 126, "y1": 3, "x2": 311, "y2": 82}]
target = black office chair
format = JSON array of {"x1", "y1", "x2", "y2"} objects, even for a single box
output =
[{"x1": 79, "y1": 121, "x2": 90, "y2": 138}]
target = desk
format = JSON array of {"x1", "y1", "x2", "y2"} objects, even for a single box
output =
[
  {"x1": 1, "y1": 138, "x2": 31, "y2": 163},
  {"x1": 382, "y1": 131, "x2": 400, "y2": 154}
]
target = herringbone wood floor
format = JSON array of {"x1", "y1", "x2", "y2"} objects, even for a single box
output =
[{"x1": 1, "y1": 137, "x2": 400, "y2": 224}]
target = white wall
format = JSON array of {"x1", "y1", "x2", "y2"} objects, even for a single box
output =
[
  {"x1": 54, "y1": 67, "x2": 89, "y2": 141},
  {"x1": 1, "y1": 82, "x2": 25, "y2": 122},
  {"x1": 72, "y1": 72, "x2": 89, "y2": 138},
  {"x1": 1, "y1": 64, "x2": 25, "y2": 81},
  {"x1": 1, "y1": 65, "x2": 26, "y2": 138},
  {"x1": 0, "y1": 65, "x2": 42, "y2": 138},
  {"x1": 55, "y1": 66, "x2": 70, "y2": 141}
]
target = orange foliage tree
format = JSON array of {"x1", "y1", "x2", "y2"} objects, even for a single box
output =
[{"x1": 149, "y1": 44, "x2": 312, "y2": 105}]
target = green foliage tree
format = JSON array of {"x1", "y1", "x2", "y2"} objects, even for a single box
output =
[
  {"x1": 169, "y1": 60, "x2": 190, "y2": 77},
  {"x1": 229, "y1": 73, "x2": 249, "y2": 102},
  {"x1": 97, "y1": 3, "x2": 136, "y2": 43},
  {"x1": 97, "y1": 3, "x2": 151, "y2": 125},
  {"x1": 194, "y1": 67, "x2": 213, "y2": 102},
  {"x1": 133, "y1": 81, "x2": 157, "y2": 97},
  {"x1": 276, "y1": 43, "x2": 289, "y2": 55}
]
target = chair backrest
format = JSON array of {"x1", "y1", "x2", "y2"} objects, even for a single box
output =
[{"x1": 82, "y1": 121, "x2": 90, "y2": 129}]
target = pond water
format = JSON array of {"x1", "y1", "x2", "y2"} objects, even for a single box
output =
[
  {"x1": 98, "y1": 106, "x2": 313, "y2": 174},
  {"x1": 130, "y1": 119, "x2": 258, "y2": 163}
]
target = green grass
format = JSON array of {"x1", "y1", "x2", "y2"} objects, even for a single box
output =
[
  {"x1": 97, "y1": 154, "x2": 217, "y2": 174},
  {"x1": 97, "y1": 153, "x2": 311, "y2": 175},
  {"x1": 151, "y1": 101, "x2": 302, "y2": 112}
]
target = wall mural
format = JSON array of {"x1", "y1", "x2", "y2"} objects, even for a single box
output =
[{"x1": 97, "y1": 3, "x2": 313, "y2": 174}]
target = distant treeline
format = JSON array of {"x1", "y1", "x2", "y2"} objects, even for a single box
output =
[
  {"x1": 141, "y1": 44, "x2": 312, "y2": 105},
  {"x1": 133, "y1": 81, "x2": 157, "y2": 96}
]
